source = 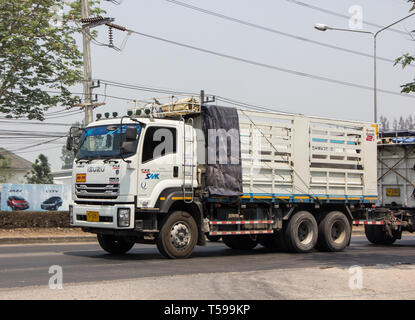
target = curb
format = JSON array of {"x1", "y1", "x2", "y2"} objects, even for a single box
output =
[{"x1": 0, "y1": 236, "x2": 96, "y2": 245}]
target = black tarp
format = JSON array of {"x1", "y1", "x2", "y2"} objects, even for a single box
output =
[{"x1": 201, "y1": 105, "x2": 243, "y2": 197}]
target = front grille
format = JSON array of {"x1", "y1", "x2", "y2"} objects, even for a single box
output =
[
  {"x1": 76, "y1": 215, "x2": 113, "y2": 222},
  {"x1": 75, "y1": 183, "x2": 119, "y2": 199}
]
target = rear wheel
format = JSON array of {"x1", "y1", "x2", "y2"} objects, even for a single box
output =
[
  {"x1": 222, "y1": 235, "x2": 258, "y2": 250},
  {"x1": 284, "y1": 211, "x2": 318, "y2": 253},
  {"x1": 156, "y1": 211, "x2": 198, "y2": 259},
  {"x1": 364, "y1": 225, "x2": 398, "y2": 245},
  {"x1": 97, "y1": 234, "x2": 135, "y2": 254},
  {"x1": 316, "y1": 211, "x2": 351, "y2": 252}
]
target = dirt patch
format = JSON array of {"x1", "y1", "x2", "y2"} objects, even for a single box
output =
[{"x1": 0, "y1": 227, "x2": 93, "y2": 238}]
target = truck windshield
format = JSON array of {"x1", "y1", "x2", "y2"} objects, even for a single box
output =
[{"x1": 76, "y1": 124, "x2": 142, "y2": 160}]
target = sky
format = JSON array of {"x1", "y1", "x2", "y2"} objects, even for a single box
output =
[{"x1": 2, "y1": 0, "x2": 415, "y2": 171}]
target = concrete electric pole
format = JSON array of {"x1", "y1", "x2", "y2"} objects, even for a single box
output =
[{"x1": 81, "y1": 0, "x2": 93, "y2": 125}]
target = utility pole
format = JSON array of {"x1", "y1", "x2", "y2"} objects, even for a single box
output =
[{"x1": 81, "y1": 0, "x2": 93, "y2": 125}]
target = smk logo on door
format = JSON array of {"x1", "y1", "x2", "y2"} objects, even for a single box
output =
[{"x1": 142, "y1": 169, "x2": 159, "y2": 180}]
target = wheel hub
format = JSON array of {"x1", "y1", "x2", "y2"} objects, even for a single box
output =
[
  {"x1": 298, "y1": 221, "x2": 313, "y2": 244},
  {"x1": 330, "y1": 221, "x2": 346, "y2": 243},
  {"x1": 170, "y1": 222, "x2": 191, "y2": 250}
]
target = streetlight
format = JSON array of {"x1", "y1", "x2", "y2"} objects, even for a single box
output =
[{"x1": 315, "y1": 12, "x2": 415, "y2": 123}]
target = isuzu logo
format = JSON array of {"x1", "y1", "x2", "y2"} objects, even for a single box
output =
[{"x1": 87, "y1": 167, "x2": 105, "y2": 173}]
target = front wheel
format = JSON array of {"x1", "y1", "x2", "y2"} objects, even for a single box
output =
[
  {"x1": 156, "y1": 211, "x2": 198, "y2": 259},
  {"x1": 97, "y1": 234, "x2": 135, "y2": 254}
]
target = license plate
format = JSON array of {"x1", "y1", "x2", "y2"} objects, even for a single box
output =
[
  {"x1": 386, "y1": 188, "x2": 400, "y2": 197},
  {"x1": 86, "y1": 211, "x2": 99, "y2": 222}
]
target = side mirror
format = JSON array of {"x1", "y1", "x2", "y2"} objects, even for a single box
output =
[
  {"x1": 121, "y1": 141, "x2": 134, "y2": 154},
  {"x1": 125, "y1": 126, "x2": 137, "y2": 141},
  {"x1": 71, "y1": 127, "x2": 83, "y2": 139},
  {"x1": 66, "y1": 137, "x2": 74, "y2": 151}
]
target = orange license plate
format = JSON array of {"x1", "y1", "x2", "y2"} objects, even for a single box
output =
[
  {"x1": 86, "y1": 211, "x2": 99, "y2": 222},
  {"x1": 76, "y1": 173, "x2": 86, "y2": 182}
]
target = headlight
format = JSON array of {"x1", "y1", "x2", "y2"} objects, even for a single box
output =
[
  {"x1": 69, "y1": 205, "x2": 73, "y2": 225},
  {"x1": 117, "y1": 208, "x2": 130, "y2": 227}
]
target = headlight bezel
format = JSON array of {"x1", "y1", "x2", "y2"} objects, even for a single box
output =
[{"x1": 117, "y1": 208, "x2": 131, "y2": 227}]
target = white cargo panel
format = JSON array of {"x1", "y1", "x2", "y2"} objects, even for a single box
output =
[
  {"x1": 238, "y1": 110, "x2": 378, "y2": 202},
  {"x1": 378, "y1": 134, "x2": 415, "y2": 207}
]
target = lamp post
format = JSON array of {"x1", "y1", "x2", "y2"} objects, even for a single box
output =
[{"x1": 315, "y1": 12, "x2": 415, "y2": 123}]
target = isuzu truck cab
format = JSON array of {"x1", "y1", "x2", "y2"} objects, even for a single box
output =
[{"x1": 69, "y1": 97, "x2": 379, "y2": 258}]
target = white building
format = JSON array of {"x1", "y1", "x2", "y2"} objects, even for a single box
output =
[{"x1": 0, "y1": 148, "x2": 32, "y2": 184}]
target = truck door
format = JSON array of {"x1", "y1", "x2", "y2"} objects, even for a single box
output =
[{"x1": 137, "y1": 125, "x2": 181, "y2": 208}]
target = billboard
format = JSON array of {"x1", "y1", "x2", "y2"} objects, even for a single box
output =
[{"x1": 0, "y1": 184, "x2": 71, "y2": 211}]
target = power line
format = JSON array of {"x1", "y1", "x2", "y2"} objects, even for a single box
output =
[
  {"x1": 0, "y1": 119, "x2": 73, "y2": 126},
  {"x1": 165, "y1": 0, "x2": 410, "y2": 67},
  {"x1": 285, "y1": 0, "x2": 409, "y2": 36},
  {"x1": 8, "y1": 136, "x2": 66, "y2": 153},
  {"x1": 99, "y1": 79, "x2": 198, "y2": 96},
  {"x1": 124, "y1": 28, "x2": 414, "y2": 99}
]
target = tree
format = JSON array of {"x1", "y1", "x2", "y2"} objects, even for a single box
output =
[
  {"x1": 399, "y1": 116, "x2": 406, "y2": 130},
  {"x1": 379, "y1": 115, "x2": 390, "y2": 131},
  {"x1": 0, "y1": 153, "x2": 14, "y2": 183},
  {"x1": 394, "y1": 1, "x2": 415, "y2": 93},
  {"x1": 25, "y1": 154, "x2": 54, "y2": 184},
  {"x1": 0, "y1": 1, "x2": 105, "y2": 120}
]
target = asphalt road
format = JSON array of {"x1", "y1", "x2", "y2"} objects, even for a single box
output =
[{"x1": 0, "y1": 235, "x2": 414, "y2": 291}]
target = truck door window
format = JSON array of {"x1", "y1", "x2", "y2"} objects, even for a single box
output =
[{"x1": 142, "y1": 127, "x2": 177, "y2": 163}]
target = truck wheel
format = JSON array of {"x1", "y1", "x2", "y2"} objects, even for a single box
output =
[
  {"x1": 284, "y1": 211, "x2": 318, "y2": 253},
  {"x1": 222, "y1": 235, "x2": 258, "y2": 250},
  {"x1": 316, "y1": 211, "x2": 351, "y2": 252},
  {"x1": 156, "y1": 211, "x2": 198, "y2": 259},
  {"x1": 364, "y1": 225, "x2": 397, "y2": 245},
  {"x1": 97, "y1": 234, "x2": 135, "y2": 254},
  {"x1": 206, "y1": 235, "x2": 221, "y2": 242}
]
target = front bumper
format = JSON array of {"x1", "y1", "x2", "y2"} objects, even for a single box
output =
[{"x1": 71, "y1": 203, "x2": 135, "y2": 229}]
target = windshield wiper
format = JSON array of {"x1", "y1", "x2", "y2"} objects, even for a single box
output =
[
  {"x1": 75, "y1": 156, "x2": 93, "y2": 164},
  {"x1": 102, "y1": 156, "x2": 120, "y2": 164}
]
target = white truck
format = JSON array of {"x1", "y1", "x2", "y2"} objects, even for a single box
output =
[
  {"x1": 361, "y1": 131, "x2": 415, "y2": 244},
  {"x1": 67, "y1": 97, "x2": 379, "y2": 258}
]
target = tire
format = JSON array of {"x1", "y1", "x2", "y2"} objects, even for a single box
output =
[
  {"x1": 284, "y1": 211, "x2": 318, "y2": 253},
  {"x1": 156, "y1": 211, "x2": 198, "y2": 259},
  {"x1": 206, "y1": 235, "x2": 221, "y2": 242},
  {"x1": 97, "y1": 234, "x2": 135, "y2": 254},
  {"x1": 364, "y1": 225, "x2": 397, "y2": 245},
  {"x1": 222, "y1": 235, "x2": 258, "y2": 250},
  {"x1": 316, "y1": 211, "x2": 351, "y2": 252}
]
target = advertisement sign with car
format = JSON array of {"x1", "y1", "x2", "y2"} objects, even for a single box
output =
[{"x1": 0, "y1": 184, "x2": 71, "y2": 211}]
